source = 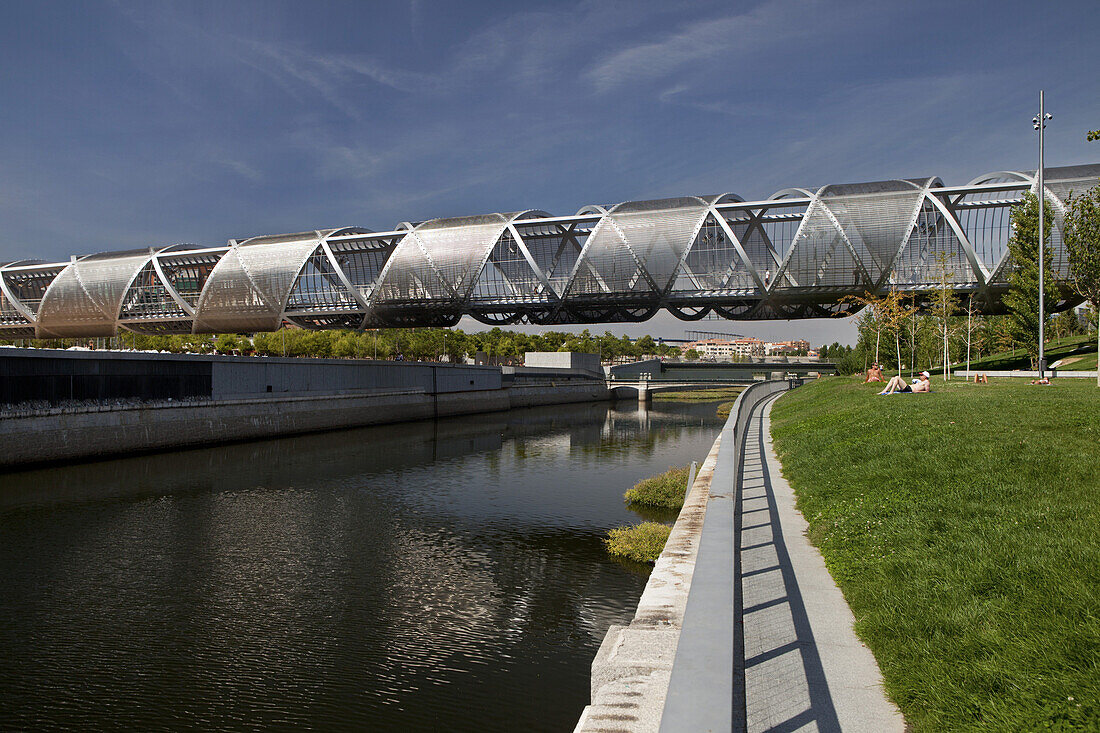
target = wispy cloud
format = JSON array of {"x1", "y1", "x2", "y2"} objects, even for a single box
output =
[{"x1": 584, "y1": 0, "x2": 818, "y2": 92}]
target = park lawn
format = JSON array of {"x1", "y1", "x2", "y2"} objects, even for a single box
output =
[
  {"x1": 960, "y1": 333, "x2": 1096, "y2": 372},
  {"x1": 770, "y1": 377, "x2": 1100, "y2": 732},
  {"x1": 651, "y1": 386, "x2": 744, "y2": 402},
  {"x1": 1057, "y1": 351, "x2": 1098, "y2": 371}
]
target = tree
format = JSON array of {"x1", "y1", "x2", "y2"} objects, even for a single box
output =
[
  {"x1": 1002, "y1": 191, "x2": 1056, "y2": 369},
  {"x1": 1064, "y1": 182, "x2": 1100, "y2": 385},
  {"x1": 1089, "y1": 130, "x2": 1100, "y2": 142},
  {"x1": 932, "y1": 251, "x2": 959, "y2": 379},
  {"x1": 684, "y1": 348, "x2": 700, "y2": 361}
]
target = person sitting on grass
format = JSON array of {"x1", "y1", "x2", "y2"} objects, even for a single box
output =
[
  {"x1": 879, "y1": 371, "x2": 931, "y2": 395},
  {"x1": 864, "y1": 363, "x2": 884, "y2": 383}
]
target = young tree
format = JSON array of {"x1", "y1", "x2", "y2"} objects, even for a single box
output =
[
  {"x1": 1064, "y1": 182, "x2": 1100, "y2": 386},
  {"x1": 843, "y1": 293, "x2": 887, "y2": 366},
  {"x1": 932, "y1": 251, "x2": 959, "y2": 379},
  {"x1": 1002, "y1": 191, "x2": 1056, "y2": 369},
  {"x1": 684, "y1": 348, "x2": 700, "y2": 361}
]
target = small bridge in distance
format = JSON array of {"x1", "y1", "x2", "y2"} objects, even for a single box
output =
[{"x1": 607, "y1": 359, "x2": 831, "y2": 400}]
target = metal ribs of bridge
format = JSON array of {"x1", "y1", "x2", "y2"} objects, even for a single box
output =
[{"x1": 1, "y1": 164, "x2": 1097, "y2": 339}]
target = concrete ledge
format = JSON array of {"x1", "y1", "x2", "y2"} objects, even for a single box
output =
[{"x1": 576, "y1": 426, "x2": 723, "y2": 733}]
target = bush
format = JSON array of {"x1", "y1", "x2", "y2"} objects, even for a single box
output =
[
  {"x1": 604, "y1": 522, "x2": 672, "y2": 563},
  {"x1": 624, "y1": 465, "x2": 690, "y2": 510}
]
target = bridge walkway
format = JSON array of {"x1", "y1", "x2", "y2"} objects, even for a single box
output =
[{"x1": 733, "y1": 394, "x2": 903, "y2": 732}]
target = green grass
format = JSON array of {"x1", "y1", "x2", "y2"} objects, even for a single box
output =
[
  {"x1": 605, "y1": 522, "x2": 673, "y2": 563},
  {"x1": 625, "y1": 465, "x2": 690, "y2": 510},
  {"x1": 1055, "y1": 350, "x2": 1098, "y2": 371},
  {"x1": 959, "y1": 334, "x2": 1096, "y2": 372},
  {"x1": 652, "y1": 387, "x2": 744, "y2": 402},
  {"x1": 770, "y1": 377, "x2": 1100, "y2": 732}
]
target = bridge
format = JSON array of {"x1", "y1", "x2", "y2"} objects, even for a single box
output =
[
  {"x1": 1, "y1": 164, "x2": 1096, "y2": 339},
  {"x1": 607, "y1": 359, "x2": 827, "y2": 400}
]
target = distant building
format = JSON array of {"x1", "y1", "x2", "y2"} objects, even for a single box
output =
[
  {"x1": 765, "y1": 339, "x2": 810, "y2": 356},
  {"x1": 680, "y1": 337, "x2": 764, "y2": 360}
]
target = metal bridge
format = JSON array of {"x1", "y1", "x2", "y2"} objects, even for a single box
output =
[{"x1": 1, "y1": 164, "x2": 1097, "y2": 339}]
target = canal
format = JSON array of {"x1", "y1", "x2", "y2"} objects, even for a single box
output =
[{"x1": 0, "y1": 398, "x2": 725, "y2": 731}]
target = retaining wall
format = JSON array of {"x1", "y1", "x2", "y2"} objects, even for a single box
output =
[
  {"x1": 0, "y1": 380, "x2": 609, "y2": 469},
  {"x1": 575, "y1": 380, "x2": 794, "y2": 733}
]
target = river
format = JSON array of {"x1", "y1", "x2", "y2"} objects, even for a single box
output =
[{"x1": 0, "y1": 399, "x2": 724, "y2": 731}]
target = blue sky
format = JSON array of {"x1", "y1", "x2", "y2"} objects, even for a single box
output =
[{"x1": 1, "y1": 0, "x2": 1098, "y2": 342}]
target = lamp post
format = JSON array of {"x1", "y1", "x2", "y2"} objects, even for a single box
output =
[{"x1": 1033, "y1": 92, "x2": 1053, "y2": 379}]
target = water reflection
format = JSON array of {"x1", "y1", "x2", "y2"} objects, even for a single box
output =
[{"x1": 0, "y1": 400, "x2": 722, "y2": 731}]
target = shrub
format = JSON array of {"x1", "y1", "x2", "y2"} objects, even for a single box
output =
[
  {"x1": 624, "y1": 465, "x2": 690, "y2": 510},
  {"x1": 605, "y1": 522, "x2": 672, "y2": 563}
]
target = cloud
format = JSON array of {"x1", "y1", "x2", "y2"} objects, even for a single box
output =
[{"x1": 584, "y1": 0, "x2": 817, "y2": 92}]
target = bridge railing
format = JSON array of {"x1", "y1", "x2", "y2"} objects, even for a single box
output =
[{"x1": 658, "y1": 378, "x2": 797, "y2": 732}]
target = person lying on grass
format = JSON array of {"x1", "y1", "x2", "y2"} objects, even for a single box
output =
[{"x1": 879, "y1": 371, "x2": 931, "y2": 395}]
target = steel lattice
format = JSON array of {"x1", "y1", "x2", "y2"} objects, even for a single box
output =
[{"x1": 1, "y1": 164, "x2": 1097, "y2": 338}]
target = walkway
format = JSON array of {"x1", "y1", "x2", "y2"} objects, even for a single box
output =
[{"x1": 733, "y1": 394, "x2": 903, "y2": 732}]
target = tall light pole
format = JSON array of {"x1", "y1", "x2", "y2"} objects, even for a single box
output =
[{"x1": 1033, "y1": 92, "x2": 1053, "y2": 379}]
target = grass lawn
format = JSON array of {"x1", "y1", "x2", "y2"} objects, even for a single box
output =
[
  {"x1": 770, "y1": 377, "x2": 1100, "y2": 732},
  {"x1": 651, "y1": 386, "x2": 744, "y2": 402},
  {"x1": 1056, "y1": 351, "x2": 1098, "y2": 371},
  {"x1": 959, "y1": 334, "x2": 1096, "y2": 372}
]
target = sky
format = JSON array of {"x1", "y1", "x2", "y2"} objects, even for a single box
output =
[{"x1": 0, "y1": 0, "x2": 1098, "y2": 344}]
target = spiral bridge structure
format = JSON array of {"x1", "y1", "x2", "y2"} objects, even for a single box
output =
[{"x1": 1, "y1": 164, "x2": 1097, "y2": 339}]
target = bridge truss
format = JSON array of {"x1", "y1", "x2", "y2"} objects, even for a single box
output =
[{"x1": 1, "y1": 164, "x2": 1097, "y2": 338}]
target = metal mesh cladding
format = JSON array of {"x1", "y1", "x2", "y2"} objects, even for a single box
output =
[
  {"x1": 372, "y1": 213, "x2": 512, "y2": 306},
  {"x1": 192, "y1": 234, "x2": 324, "y2": 333},
  {"x1": 564, "y1": 197, "x2": 712, "y2": 298},
  {"x1": 1, "y1": 164, "x2": 1095, "y2": 337},
  {"x1": 35, "y1": 250, "x2": 153, "y2": 338}
]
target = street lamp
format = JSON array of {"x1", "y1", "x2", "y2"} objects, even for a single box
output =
[{"x1": 1033, "y1": 91, "x2": 1053, "y2": 379}]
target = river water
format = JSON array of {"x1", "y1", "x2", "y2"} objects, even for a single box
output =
[{"x1": 0, "y1": 399, "x2": 724, "y2": 731}]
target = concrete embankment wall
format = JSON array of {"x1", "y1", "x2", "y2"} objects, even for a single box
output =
[
  {"x1": 575, "y1": 429, "x2": 723, "y2": 732},
  {"x1": 0, "y1": 381, "x2": 607, "y2": 469},
  {"x1": 0, "y1": 348, "x2": 609, "y2": 468},
  {"x1": 576, "y1": 380, "x2": 793, "y2": 733}
]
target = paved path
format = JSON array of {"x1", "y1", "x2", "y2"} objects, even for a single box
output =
[{"x1": 735, "y1": 394, "x2": 905, "y2": 733}]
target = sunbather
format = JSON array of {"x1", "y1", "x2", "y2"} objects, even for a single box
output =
[{"x1": 879, "y1": 371, "x2": 931, "y2": 394}]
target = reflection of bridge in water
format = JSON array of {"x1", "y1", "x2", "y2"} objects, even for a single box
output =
[{"x1": 1, "y1": 165, "x2": 1097, "y2": 339}]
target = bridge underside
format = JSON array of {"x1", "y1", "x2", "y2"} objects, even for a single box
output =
[{"x1": 1, "y1": 164, "x2": 1096, "y2": 339}]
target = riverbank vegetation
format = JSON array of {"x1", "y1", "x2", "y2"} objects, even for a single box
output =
[
  {"x1": 624, "y1": 465, "x2": 690, "y2": 511},
  {"x1": 607, "y1": 464, "x2": 695, "y2": 563},
  {"x1": 653, "y1": 387, "x2": 744, "y2": 420},
  {"x1": 604, "y1": 522, "x2": 673, "y2": 564},
  {"x1": 770, "y1": 376, "x2": 1100, "y2": 731},
  {"x1": 652, "y1": 387, "x2": 744, "y2": 402}
]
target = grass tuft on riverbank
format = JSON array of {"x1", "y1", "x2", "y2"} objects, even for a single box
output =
[
  {"x1": 605, "y1": 522, "x2": 672, "y2": 563},
  {"x1": 770, "y1": 376, "x2": 1100, "y2": 732},
  {"x1": 625, "y1": 465, "x2": 690, "y2": 510}
]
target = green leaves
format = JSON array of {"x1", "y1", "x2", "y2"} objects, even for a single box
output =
[{"x1": 1004, "y1": 191, "x2": 1058, "y2": 368}]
